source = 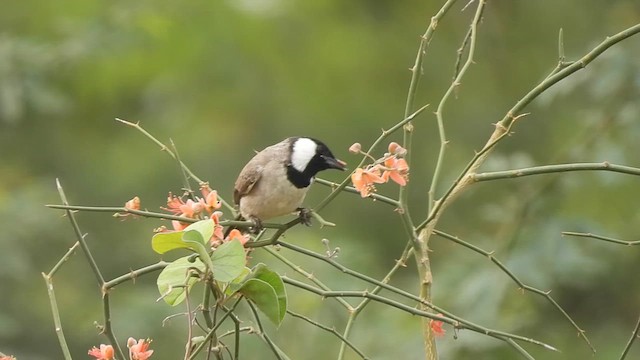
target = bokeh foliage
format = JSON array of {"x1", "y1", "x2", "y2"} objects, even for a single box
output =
[{"x1": 1, "y1": 0, "x2": 640, "y2": 359}]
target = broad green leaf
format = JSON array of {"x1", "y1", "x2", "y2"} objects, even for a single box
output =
[
  {"x1": 151, "y1": 230, "x2": 187, "y2": 254},
  {"x1": 152, "y1": 220, "x2": 214, "y2": 254},
  {"x1": 225, "y1": 266, "x2": 252, "y2": 295},
  {"x1": 183, "y1": 219, "x2": 214, "y2": 245},
  {"x1": 237, "y1": 263, "x2": 287, "y2": 326},
  {"x1": 157, "y1": 256, "x2": 205, "y2": 306},
  {"x1": 240, "y1": 278, "x2": 281, "y2": 325},
  {"x1": 250, "y1": 264, "x2": 287, "y2": 324},
  {"x1": 210, "y1": 239, "x2": 246, "y2": 282}
]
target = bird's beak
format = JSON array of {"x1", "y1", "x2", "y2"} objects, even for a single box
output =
[{"x1": 322, "y1": 156, "x2": 347, "y2": 171}]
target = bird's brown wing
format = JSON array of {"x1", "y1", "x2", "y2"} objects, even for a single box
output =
[{"x1": 233, "y1": 164, "x2": 264, "y2": 205}]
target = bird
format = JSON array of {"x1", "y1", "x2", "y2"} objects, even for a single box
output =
[{"x1": 230, "y1": 137, "x2": 345, "y2": 234}]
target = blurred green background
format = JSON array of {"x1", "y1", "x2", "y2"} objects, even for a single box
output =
[{"x1": 1, "y1": 0, "x2": 640, "y2": 359}]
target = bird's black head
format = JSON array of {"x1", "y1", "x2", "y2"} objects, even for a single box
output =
[{"x1": 286, "y1": 137, "x2": 346, "y2": 188}]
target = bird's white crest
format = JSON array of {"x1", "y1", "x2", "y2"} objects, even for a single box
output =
[{"x1": 291, "y1": 138, "x2": 317, "y2": 172}]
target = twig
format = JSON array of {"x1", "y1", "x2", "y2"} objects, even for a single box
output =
[
  {"x1": 620, "y1": 312, "x2": 640, "y2": 360},
  {"x1": 338, "y1": 242, "x2": 413, "y2": 360},
  {"x1": 416, "y1": 22, "x2": 640, "y2": 233},
  {"x1": 104, "y1": 262, "x2": 169, "y2": 289},
  {"x1": 189, "y1": 297, "x2": 242, "y2": 360},
  {"x1": 287, "y1": 310, "x2": 370, "y2": 360},
  {"x1": 314, "y1": 178, "x2": 400, "y2": 207},
  {"x1": 314, "y1": 103, "x2": 430, "y2": 213},
  {"x1": 184, "y1": 286, "x2": 194, "y2": 360},
  {"x1": 471, "y1": 162, "x2": 640, "y2": 182},
  {"x1": 115, "y1": 118, "x2": 235, "y2": 214},
  {"x1": 263, "y1": 246, "x2": 353, "y2": 310},
  {"x1": 54, "y1": 179, "x2": 126, "y2": 359},
  {"x1": 42, "y1": 241, "x2": 79, "y2": 360},
  {"x1": 282, "y1": 277, "x2": 557, "y2": 352},
  {"x1": 429, "y1": 0, "x2": 486, "y2": 211},
  {"x1": 562, "y1": 231, "x2": 640, "y2": 246},
  {"x1": 246, "y1": 300, "x2": 289, "y2": 360},
  {"x1": 433, "y1": 229, "x2": 594, "y2": 352}
]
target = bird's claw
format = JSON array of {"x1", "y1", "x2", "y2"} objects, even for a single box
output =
[
  {"x1": 248, "y1": 216, "x2": 264, "y2": 234},
  {"x1": 297, "y1": 208, "x2": 313, "y2": 227}
]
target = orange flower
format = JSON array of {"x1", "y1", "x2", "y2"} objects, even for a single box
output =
[
  {"x1": 210, "y1": 211, "x2": 225, "y2": 245},
  {"x1": 88, "y1": 344, "x2": 114, "y2": 360},
  {"x1": 429, "y1": 314, "x2": 446, "y2": 337},
  {"x1": 382, "y1": 157, "x2": 409, "y2": 186},
  {"x1": 171, "y1": 220, "x2": 189, "y2": 231},
  {"x1": 200, "y1": 184, "x2": 221, "y2": 213},
  {"x1": 351, "y1": 167, "x2": 385, "y2": 197},
  {"x1": 0, "y1": 356, "x2": 17, "y2": 360},
  {"x1": 163, "y1": 193, "x2": 183, "y2": 214},
  {"x1": 127, "y1": 338, "x2": 154, "y2": 360},
  {"x1": 225, "y1": 229, "x2": 249, "y2": 246},
  {"x1": 388, "y1": 142, "x2": 407, "y2": 156},
  {"x1": 124, "y1": 196, "x2": 141, "y2": 211}
]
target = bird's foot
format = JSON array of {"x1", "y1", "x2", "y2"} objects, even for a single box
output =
[
  {"x1": 248, "y1": 216, "x2": 264, "y2": 234},
  {"x1": 297, "y1": 207, "x2": 313, "y2": 227}
]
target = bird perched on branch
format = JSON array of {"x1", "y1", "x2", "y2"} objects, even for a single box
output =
[{"x1": 230, "y1": 137, "x2": 345, "y2": 234}]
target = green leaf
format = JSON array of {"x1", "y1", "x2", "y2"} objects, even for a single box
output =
[
  {"x1": 238, "y1": 263, "x2": 287, "y2": 326},
  {"x1": 183, "y1": 219, "x2": 214, "y2": 245},
  {"x1": 157, "y1": 256, "x2": 205, "y2": 306},
  {"x1": 151, "y1": 220, "x2": 214, "y2": 255},
  {"x1": 225, "y1": 266, "x2": 252, "y2": 295},
  {"x1": 210, "y1": 239, "x2": 246, "y2": 282},
  {"x1": 251, "y1": 264, "x2": 287, "y2": 323},
  {"x1": 240, "y1": 278, "x2": 280, "y2": 325},
  {"x1": 151, "y1": 230, "x2": 187, "y2": 254}
]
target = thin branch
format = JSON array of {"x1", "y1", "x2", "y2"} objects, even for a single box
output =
[
  {"x1": 620, "y1": 312, "x2": 640, "y2": 360},
  {"x1": 314, "y1": 103, "x2": 430, "y2": 213},
  {"x1": 189, "y1": 297, "x2": 242, "y2": 360},
  {"x1": 416, "y1": 22, "x2": 640, "y2": 233},
  {"x1": 54, "y1": 180, "x2": 127, "y2": 359},
  {"x1": 314, "y1": 178, "x2": 400, "y2": 207},
  {"x1": 101, "y1": 292, "x2": 125, "y2": 359},
  {"x1": 42, "y1": 272, "x2": 74, "y2": 360},
  {"x1": 55, "y1": 180, "x2": 105, "y2": 285},
  {"x1": 338, "y1": 242, "x2": 413, "y2": 360},
  {"x1": 115, "y1": 118, "x2": 235, "y2": 214},
  {"x1": 104, "y1": 262, "x2": 169, "y2": 289},
  {"x1": 429, "y1": 0, "x2": 486, "y2": 211},
  {"x1": 471, "y1": 162, "x2": 640, "y2": 182},
  {"x1": 278, "y1": 240, "x2": 558, "y2": 352},
  {"x1": 263, "y1": 246, "x2": 353, "y2": 310},
  {"x1": 433, "y1": 229, "x2": 594, "y2": 352},
  {"x1": 287, "y1": 310, "x2": 370, "y2": 360},
  {"x1": 246, "y1": 300, "x2": 289, "y2": 360},
  {"x1": 46, "y1": 204, "x2": 286, "y2": 232},
  {"x1": 282, "y1": 277, "x2": 557, "y2": 352},
  {"x1": 562, "y1": 231, "x2": 640, "y2": 246}
]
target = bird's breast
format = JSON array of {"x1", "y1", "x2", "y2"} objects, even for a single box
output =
[{"x1": 239, "y1": 165, "x2": 310, "y2": 221}]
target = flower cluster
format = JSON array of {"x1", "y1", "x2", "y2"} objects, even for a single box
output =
[
  {"x1": 0, "y1": 356, "x2": 16, "y2": 360},
  {"x1": 88, "y1": 338, "x2": 153, "y2": 360},
  {"x1": 162, "y1": 183, "x2": 221, "y2": 231},
  {"x1": 350, "y1": 142, "x2": 409, "y2": 197}
]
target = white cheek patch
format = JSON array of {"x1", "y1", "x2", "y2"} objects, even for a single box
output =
[{"x1": 291, "y1": 138, "x2": 317, "y2": 172}]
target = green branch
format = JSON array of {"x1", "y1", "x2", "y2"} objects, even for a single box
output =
[
  {"x1": 287, "y1": 310, "x2": 370, "y2": 360},
  {"x1": 115, "y1": 118, "x2": 236, "y2": 214},
  {"x1": 433, "y1": 229, "x2": 594, "y2": 352},
  {"x1": 282, "y1": 276, "x2": 556, "y2": 353},
  {"x1": 563, "y1": 231, "x2": 640, "y2": 246},
  {"x1": 620, "y1": 312, "x2": 640, "y2": 360},
  {"x1": 471, "y1": 162, "x2": 640, "y2": 182}
]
